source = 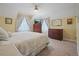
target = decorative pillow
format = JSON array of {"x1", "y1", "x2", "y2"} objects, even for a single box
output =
[{"x1": 0, "y1": 27, "x2": 9, "y2": 41}]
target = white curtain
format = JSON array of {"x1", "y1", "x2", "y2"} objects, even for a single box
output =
[
  {"x1": 42, "y1": 18, "x2": 48, "y2": 33},
  {"x1": 42, "y1": 19, "x2": 48, "y2": 36},
  {"x1": 45, "y1": 18, "x2": 50, "y2": 28},
  {"x1": 16, "y1": 15, "x2": 31, "y2": 32},
  {"x1": 16, "y1": 15, "x2": 24, "y2": 32},
  {"x1": 25, "y1": 16, "x2": 32, "y2": 31},
  {"x1": 42, "y1": 18, "x2": 50, "y2": 36},
  {"x1": 18, "y1": 17, "x2": 30, "y2": 32}
]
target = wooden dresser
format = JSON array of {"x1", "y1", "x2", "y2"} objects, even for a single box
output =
[
  {"x1": 48, "y1": 29, "x2": 63, "y2": 41},
  {"x1": 33, "y1": 23, "x2": 41, "y2": 33}
]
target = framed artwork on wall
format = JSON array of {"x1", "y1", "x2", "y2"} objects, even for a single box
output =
[
  {"x1": 67, "y1": 18, "x2": 72, "y2": 24},
  {"x1": 5, "y1": 18, "x2": 12, "y2": 24},
  {"x1": 52, "y1": 19, "x2": 62, "y2": 26}
]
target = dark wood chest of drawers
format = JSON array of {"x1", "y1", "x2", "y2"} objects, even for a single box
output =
[
  {"x1": 33, "y1": 23, "x2": 41, "y2": 33},
  {"x1": 48, "y1": 29, "x2": 63, "y2": 41}
]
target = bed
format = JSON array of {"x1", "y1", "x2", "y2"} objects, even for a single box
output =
[{"x1": 0, "y1": 32, "x2": 49, "y2": 56}]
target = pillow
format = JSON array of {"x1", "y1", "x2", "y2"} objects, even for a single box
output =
[
  {"x1": 0, "y1": 27, "x2": 9, "y2": 41},
  {"x1": 0, "y1": 35, "x2": 8, "y2": 41}
]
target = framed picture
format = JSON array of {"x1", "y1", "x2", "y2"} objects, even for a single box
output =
[
  {"x1": 67, "y1": 18, "x2": 72, "y2": 24},
  {"x1": 52, "y1": 19, "x2": 62, "y2": 26},
  {"x1": 5, "y1": 18, "x2": 12, "y2": 24}
]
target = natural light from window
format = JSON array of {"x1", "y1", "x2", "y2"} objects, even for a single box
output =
[
  {"x1": 18, "y1": 17, "x2": 30, "y2": 32},
  {"x1": 42, "y1": 20, "x2": 48, "y2": 33}
]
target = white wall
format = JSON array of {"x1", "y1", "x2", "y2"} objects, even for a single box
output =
[
  {"x1": 77, "y1": 18, "x2": 79, "y2": 56},
  {"x1": 75, "y1": 4, "x2": 79, "y2": 56},
  {"x1": 0, "y1": 3, "x2": 76, "y2": 18},
  {"x1": 75, "y1": 4, "x2": 79, "y2": 18}
]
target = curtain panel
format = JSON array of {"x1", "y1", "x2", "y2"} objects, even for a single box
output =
[{"x1": 15, "y1": 14, "x2": 32, "y2": 32}]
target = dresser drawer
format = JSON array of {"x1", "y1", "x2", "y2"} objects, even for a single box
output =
[
  {"x1": 48, "y1": 29, "x2": 63, "y2": 41},
  {"x1": 33, "y1": 23, "x2": 41, "y2": 33}
]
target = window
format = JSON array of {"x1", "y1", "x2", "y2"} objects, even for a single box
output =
[
  {"x1": 42, "y1": 20, "x2": 48, "y2": 33},
  {"x1": 18, "y1": 17, "x2": 30, "y2": 32}
]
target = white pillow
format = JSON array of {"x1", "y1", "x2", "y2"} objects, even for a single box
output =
[{"x1": 0, "y1": 27, "x2": 9, "y2": 41}]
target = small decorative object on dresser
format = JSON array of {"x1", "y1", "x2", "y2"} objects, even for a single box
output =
[{"x1": 48, "y1": 29, "x2": 63, "y2": 41}]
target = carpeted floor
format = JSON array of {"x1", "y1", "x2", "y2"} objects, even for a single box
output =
[{"x1": 38, "y1": 38, "x2": 78, "y2": 56}]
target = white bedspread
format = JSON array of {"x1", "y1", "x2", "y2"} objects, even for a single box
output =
[
  {"x1": 0, "y1": 42, "x2": 22, "y2": 56},
  {"x1": 0, "y1": 32, "x2": 49, "y2": 56}
]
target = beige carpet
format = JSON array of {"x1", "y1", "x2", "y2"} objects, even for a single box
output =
[{"x1": 38, "y1": 38, "x2": 78, "y2": 56}]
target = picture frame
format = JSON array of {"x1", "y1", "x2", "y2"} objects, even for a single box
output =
[
  {"x1": 52, "y1": 19, "x2": 62, "y2": 26},
  {"x1": 67, "y1": 18, "x2": 72, "y2": 24},
  {"x1": 5, "y1": 18, "x2": 12, "y2": 24}
]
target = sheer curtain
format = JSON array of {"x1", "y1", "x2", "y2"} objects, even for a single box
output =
[
  {"x1": 16, "y1": 15, "x2": 31, "y2": 32},
  {"x1": 42, "y1": 19, "x2": 48, "y2": 33},
  {"x1": 18, "y1": 17, "x2": 30, "y2": 32},
  {"x1": 25, "y1": 16, "x2": 32, "y2": 31},
  {"x1": 45, "y1": 17, "x2": 50, "y2": 28},
  {"x1": 42, "y1": 18, "x2": 50, "y2": 35},
  {"x1": 16, "y1": 15, "x2": 24, "y2": 32}
]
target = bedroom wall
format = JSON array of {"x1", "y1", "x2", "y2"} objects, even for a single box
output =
[
  {"x1": 0, "y1": 16, "x2": 16, "y2": 32},
  {"x1": 75, "y1": 4, "x2": 79, "y2": 56},
  {"x1": 0, "y1": 3, "x2": 77, "y2": 40},
  {"x1": 77, "y1": 17, "x2": 79, "y2": 55},
  {"x1": 0, "y1": 15, "x2": 33, "y2": 32},
  {"x1": 50, "y1": 16, "x2": 76, "y2": 41}
]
